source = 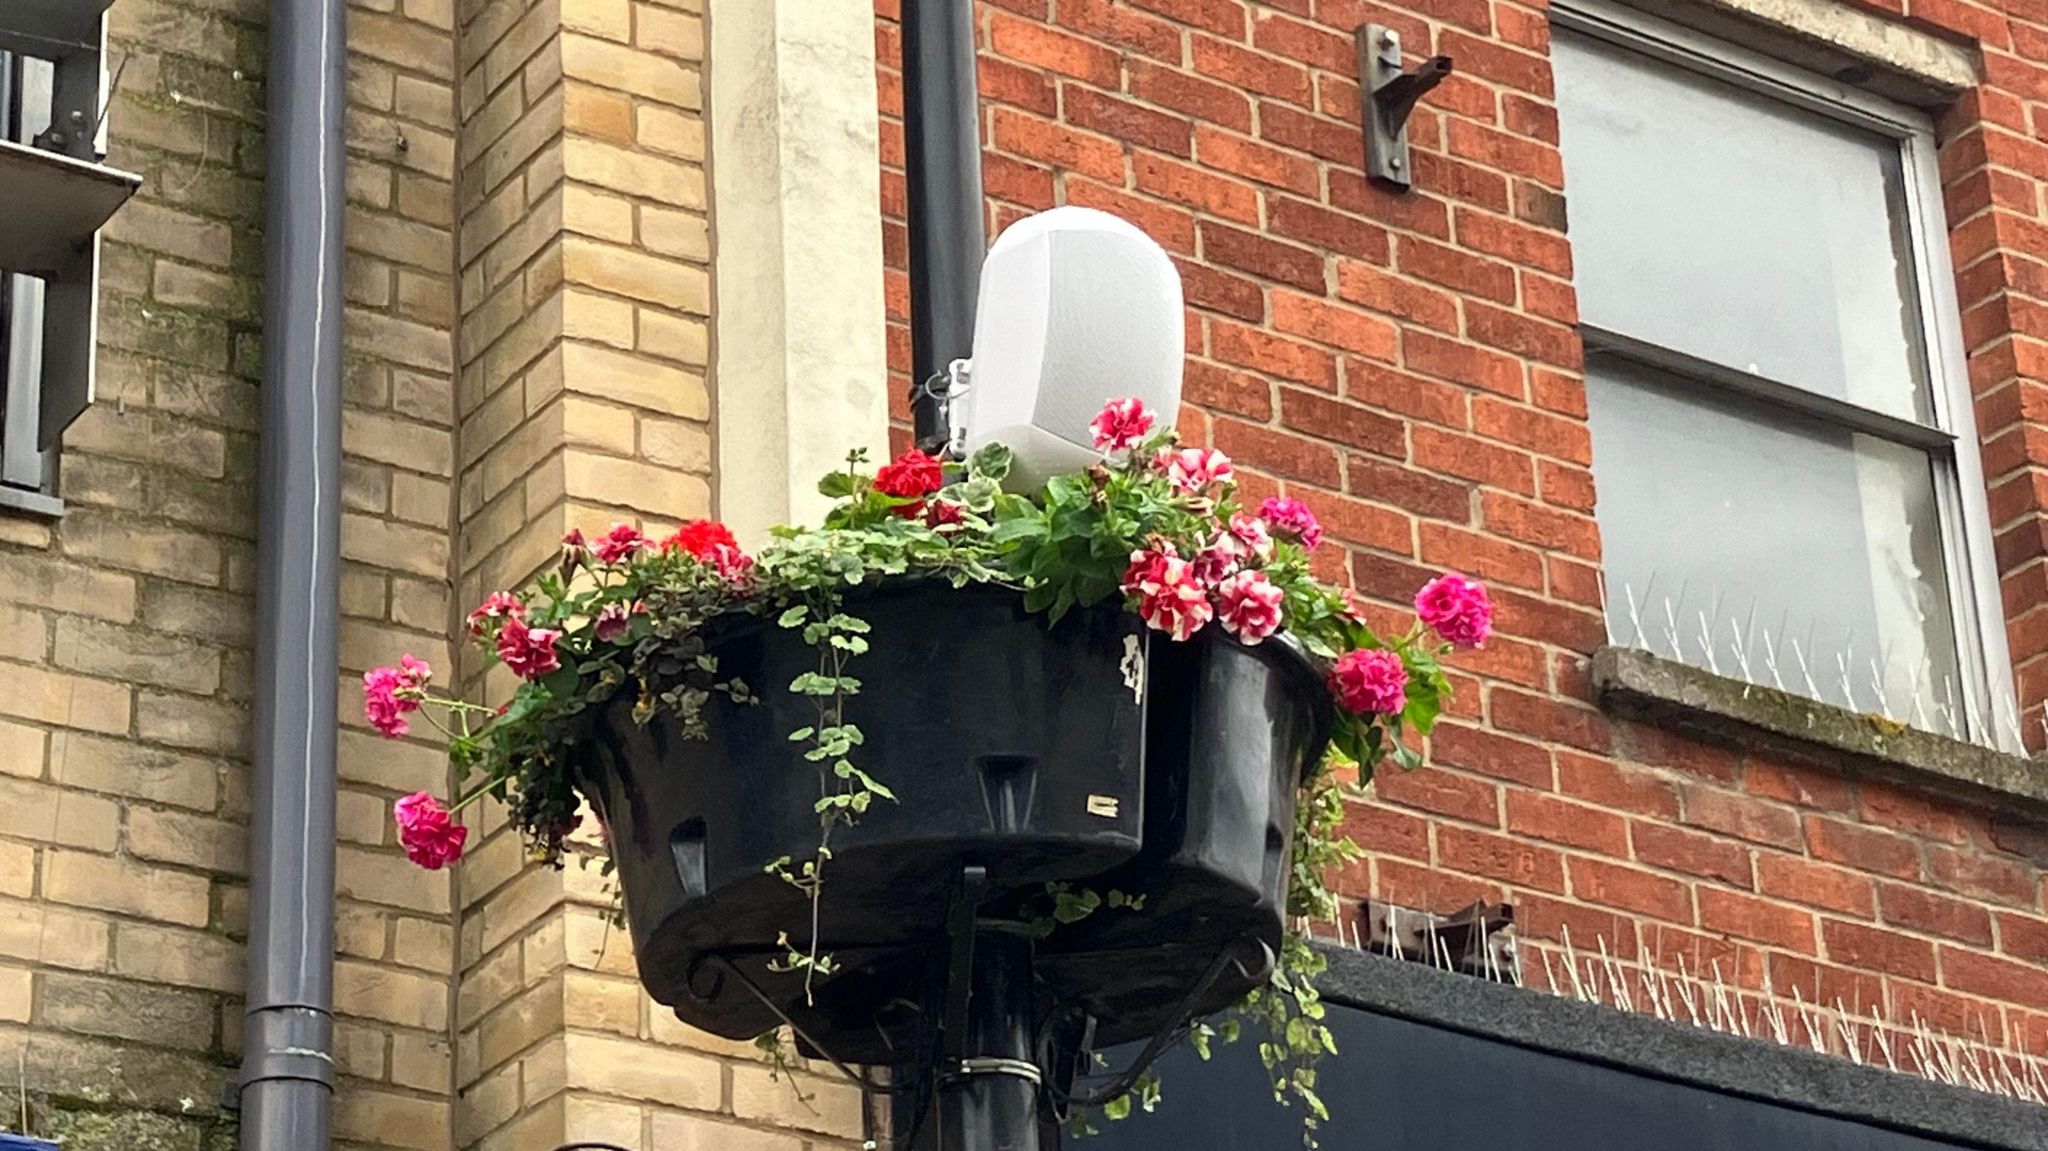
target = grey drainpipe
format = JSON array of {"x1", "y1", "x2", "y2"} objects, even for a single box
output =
[{"x1": 238, "y1": 0, "x2": 345, "y2": 1146}]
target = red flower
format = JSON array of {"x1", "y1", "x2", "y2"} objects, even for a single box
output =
[
  {"x1": 1090, "y1": 397, "x2": 1155, "y2": 453},
  {"x1": 496, "y1": 617, "x2": 562, "y2": 680},
  {"x1": 1330, "y1": 649, "x2": 1406, "y2": 716},
  {"x1": 394, "y1": 791, "x2": 468, "y2": 870},
  {"x1": 1414, "y1": 573, "x2": 1493, "y2": 649},
  {"x1": 466, "y1": 592, "x2": 524, "y2": 637},
  {"x1": 664, "y1": 519, "x2": 738, "y2": 561},
  {"x1": 362, "y1": 655, "x2": 431, "y2": 739},
  {"x1": 562, "y1": 528, "x2": 589, "y2": 563},
  {"x1": 1122, "y1": 546, "x2": 1213, "y2": 641},
  {"x1": 593, "y1": 523, "x2": 647, "y2": 565},
  {"x1": 1155, "y1": 447, "x2": 1233, "y2": 495},
  {"x1": 921, "y1": 500, "x2": 966, "y2": 529},
  {"x1": 1216, "y1": 570, "x2": 1285, "y2": 645},
  {"x1": 593, "y1": 601, "x2": 632, "y2": 642},
  {"x1": 875, "y1": 450, "x2": 945, "y2": 499}
]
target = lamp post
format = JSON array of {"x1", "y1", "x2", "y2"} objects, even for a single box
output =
[{"x1": 901, "y1": 0, "x2": 986, "y2": 451}]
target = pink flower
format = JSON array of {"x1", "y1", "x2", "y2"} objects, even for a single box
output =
[
  {"x1": 594, "y1": 601, "x2": 632, "y2": 642},
  {"x1": 707, "y1": 543, "x2": 755, "y2": 588},
  {"x1": 1190, "y1": 536, "x2": 1241, "y2": 587},
  {"x1": 1330, "y1": 649, "x2": 1407, "y2": 716},
  {"x1": 1415, "y1": 572, "x2": 1493, "y2": 649},
  {"x1": 1090, "y1": 397, "x2": 1156, "y2": 453},
  {"x1": 1123, "y1": 546, "x2": 1214, "y2": 641},
  {"x1": 1340, "y1": 588, "x2": 1372, "y2": 624},
  {"x1": 594, "y1": 523, "x2": 647, "y2": 565},
  {"x1": 875, "y1": 450, "x2": 945, "y2": 499},
  {"x1": 361, "y1": 655, "x2": 430, "y2": 739},
  {"x1": 466, "y1": 592, "x2": 524, "y2": 637},
  {"x1": 1259, "y1": 496, "x2": 1324, "y2": 551},
  {"x1": 394, "y1": 791, "x2": 468, "y2": 870},
  {"x1": 1156, "y1": 447, "x2": 1234, "y2": 495},
  {"x1": 496, "y1": 617, "x2": 562, "y2": 680},
  {"x1": 1228, "y1": 513, "x2": 1273, "y2": 560},
  {"x1": 562, "y1": 528, "x2": 589, "y2": 564},
  {"x1": 1216, "y1": 570, "x2": 1285, "y2": 645}
]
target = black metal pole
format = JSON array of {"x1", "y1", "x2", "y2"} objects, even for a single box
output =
[
  {"x1": 239, "y1": 0, "x2": 345, "y2": 1145},
  {"x1": 936, "y1": 928, "x2": 1044, "y2": 1151},
  {"x1": 901, "y1": 0, "x2": 986, "y2": 449}
]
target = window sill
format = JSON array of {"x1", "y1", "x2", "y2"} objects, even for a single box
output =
[
  {"x1": 1590, "y1": 647, "x2": 2048, "y2": 815},
  {"x1": 0, "y1": 485, "x2": 63, "y2": 519}
]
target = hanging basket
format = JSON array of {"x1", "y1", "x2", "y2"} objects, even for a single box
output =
[{"x1": 576, "y1": 580, "x2": 1332, "y2": 1062}]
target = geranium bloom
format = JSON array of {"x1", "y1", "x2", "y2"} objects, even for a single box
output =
[
  {"x1": 466, "y1": 592, "x2": 524, "y2": 637},
  {"x1": 665, "y1": 519, "x2": 738, "y2": 561},
  {"x1": 1259, "y1": 496, "x2": 1324, "y2": 551},
  {"x1": 1156, "y1": 447, "x2": 1234, "y2": 495},
  {"x1": 1090, "y1": 397, "x2": 1155, "y2": 453},
  {"x1": 1415, "y1": 572, "x2": 1493, "y2": 649},
  {"x1": 561, "y1": 527, "x2": 589, "y2": 564},
  {"x1": 921, "y1": 500, "x2": 966, "y2": 529},
  {"x1": 496, "y1": 617, "x2": 562, "y2": 680},
  {"x1": 362, "y1": 655, "x2": 430, "y2": 739},
  {"x1": 875, "y1": 450, "x2": 945, "y2": 499},
  {"x1": 593, "y1": 600, "x2": 631, "y2": 642},
  {"x1": 1123, "y1": 546, "x2": 1214, "y2": 641},
  {"x1": 707, "y1": 543, "x2": 755, "y2": 587},
  {"x1": 394, "y1": 792, "x2": 468, "y2": 870},
  {"x1": 1228, "y1": 513, "x2": 1273, "y2": 560},
  {"x1": 1330, "y1": 648, "x2": 1407, "y2": 715},
  {"x1": 1216, "y1": 570, "x2": 1284, "y2": 645},
  {"x1": 594, "y1": 523, "x2": 647, "y2": 565}
]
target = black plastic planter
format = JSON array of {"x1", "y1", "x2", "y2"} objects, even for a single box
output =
[
  {"x1": 577, "y1": 580, "x2": 1334, "y2": 1065},
  {"x1": 1040, "y1": 630, "x2": 1332, "y2": 1046},
  {"x1": 576, "y1": 581, "x2": 1152, "y2": 1053}
]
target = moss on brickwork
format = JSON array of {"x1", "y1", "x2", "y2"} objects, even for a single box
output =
[{"x1": 0, "y1": 1094, "x2": 235, "y2": 1151}]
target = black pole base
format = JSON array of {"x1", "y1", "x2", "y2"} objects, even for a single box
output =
[{"x1": 935, "y1": 927, "x2": 1043, "y2": 1151}]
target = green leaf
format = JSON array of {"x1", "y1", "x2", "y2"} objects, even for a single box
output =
[
  {"x1": 968, "y1": 441, "x2": 1014, "y2": 481},
  {"x1": 778, "y1": 605, "x2": 810, "y2": 628}
]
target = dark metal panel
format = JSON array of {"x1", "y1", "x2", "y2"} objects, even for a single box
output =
[{"x1": 1089, "y1": 1006, "x2": 1994, "y2": 1151}]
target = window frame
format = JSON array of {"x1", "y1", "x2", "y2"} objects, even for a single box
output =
[{"x1": 1551, "y1": 0, "x2": 2020, "y2": 749}]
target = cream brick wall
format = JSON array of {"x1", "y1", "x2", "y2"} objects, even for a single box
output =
[
  {"x1": 0, "y1": 0, "x2": 462, "y2": 1146},
  {"x1": 5, "y1": 0, "x2": 880, "y2": 1146},
  {"x1": 449, "y1": 0, "x2": 870, "y2": 1145}
]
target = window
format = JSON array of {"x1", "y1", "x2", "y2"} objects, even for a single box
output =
[
  {"x1": 2, "y1": 49, "x2": 58, "y2": 505},
  {"x1": 0, "y1": 2, "x2": 136, "y2": 518},
  {"x1": 1551, "y1": 2, "x2": 2018, "y2": 747}
]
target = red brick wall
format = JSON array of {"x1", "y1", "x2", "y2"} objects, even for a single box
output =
[{"x1": 872, "y1": 0, "x2": 2048, "y2": 1064}]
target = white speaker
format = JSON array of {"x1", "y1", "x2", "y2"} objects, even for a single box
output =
[{"x1": 956, "y1": 206, "x2": 1184, "y2": 489}]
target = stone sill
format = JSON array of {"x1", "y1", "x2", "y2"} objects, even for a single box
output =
[
  {"x1": 0, "y1": 484, "x2": 62, "y2": 519},
  {"x1": 1316, "y1": 945, "x2": 2048, "y2": 1151},
  {"x1": 1590, "y1": 647, "x2": 2048, "y2": 817}
]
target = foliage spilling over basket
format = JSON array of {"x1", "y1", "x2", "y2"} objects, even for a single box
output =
[{"x1": 365, "y1": 397, "x2": 1492, "y2": 1129}]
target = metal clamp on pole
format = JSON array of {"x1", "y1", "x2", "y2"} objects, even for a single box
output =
[{"x1": 1358, "y1": 24, "x2": 1453, "y2": 192}]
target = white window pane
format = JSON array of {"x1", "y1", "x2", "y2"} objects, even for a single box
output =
[
  {"x1": 1587, "y1": 359, "x2": 1960, "y2": 721},
  {"x1": 1553, "y1": 30, "x2": 1932, "y2": 425}
]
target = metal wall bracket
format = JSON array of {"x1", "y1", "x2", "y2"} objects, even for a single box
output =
[{"x1": 1358, "y1": 24, "x2": 1453, "y2": 192}]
